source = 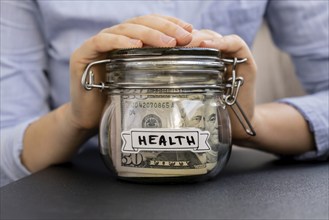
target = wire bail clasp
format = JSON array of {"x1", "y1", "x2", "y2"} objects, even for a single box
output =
[
  {"x1": 81, "y1": 59, "x2": 112, "y2": 91},
  {"x1": 221, "y1": 57, "x2": 256, "y2": 136}
]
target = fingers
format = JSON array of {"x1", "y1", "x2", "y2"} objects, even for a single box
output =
[
  {"x1": 102, "y1": 14, "x2": 193, "y2": 46},
  {"x1": 74, "y1": 33, "x2": 143, "y2": 57},
  {"x1": 71, "y1": 33, "x2": 143, "y2": 73},
  {"x1": 193, "y1": 31, "x2": 251, "y2": 60},
  {"x1": 84, "y1": 33, "x2": 142, "y2": 53},
  {"x1": 185, "y1": 29, "x2": 222, "y2": 47},
  {"x1": 103, "y1": 23, "x2": 178, "y2": 47},
  {"x1": 126, "y1": 14, "x2": 193, "y2": 44},
  {"x1": 71, "y1": 14, "x2": 194, "y2": 75},
  {"x1": 73, "y1": 14, "x2": 194, "y2": 69},
  {"x1": 152, "y1": 14, "x2": 193, "y2": 32},
  {"x1": 200, "y1": 34, "x2": 256, "y2": 69}
]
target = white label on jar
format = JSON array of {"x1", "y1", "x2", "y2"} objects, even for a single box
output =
[{"x1": 121, "y1": 128, "x2": 210, "y2": 153}]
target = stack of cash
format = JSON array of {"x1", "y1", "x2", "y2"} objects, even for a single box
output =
[{"x1": 107, "y1": 92, "x2": 221, "y2": 178}]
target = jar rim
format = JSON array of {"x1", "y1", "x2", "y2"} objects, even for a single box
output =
[{"x1": 107, "y1": 47, "x2": 221, "y2": 59}]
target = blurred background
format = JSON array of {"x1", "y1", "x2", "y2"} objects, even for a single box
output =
[{"x1": 252, "y1": 22, "x2": 305, "y2": 104}]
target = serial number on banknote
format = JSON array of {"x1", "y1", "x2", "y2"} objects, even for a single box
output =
[{"x1": 126, "y1": 101, "x2": 174, "y2": 109}]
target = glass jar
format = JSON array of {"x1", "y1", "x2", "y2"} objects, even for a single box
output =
[{"x1": 81, "y1": 47, "x2": 255, "y2": 183}]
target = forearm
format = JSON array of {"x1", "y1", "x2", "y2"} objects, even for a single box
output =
[
  {"x1": 21, "y1": 103, "x2": 94, "y2": 173},
  {"x1": 235, "y1": 102, "x2": 316, "y2": 155}
]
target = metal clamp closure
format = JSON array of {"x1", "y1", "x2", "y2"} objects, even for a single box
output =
[
  {"x1": 81, "y1": 59, "x2": 111, "y2": 91},
  {"x1": 221, "y1": 57, "x2": 256, "y2": 136}
]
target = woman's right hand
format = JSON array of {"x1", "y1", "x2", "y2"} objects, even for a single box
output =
[
  {"x1": 21, "y1": 14, "x2": 194, "y2": 173},
  {"x1": 68, "y1": 14, "x2": 193, "y2": 132}
]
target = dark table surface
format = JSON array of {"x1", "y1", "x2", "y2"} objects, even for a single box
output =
[{"x1": 1, "y1": 147, "x2": 328, "y2": 220}]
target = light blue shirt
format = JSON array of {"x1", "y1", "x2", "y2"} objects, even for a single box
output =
[{"x1": 1, "y1": 0, "x2": 328, "y2": 187}]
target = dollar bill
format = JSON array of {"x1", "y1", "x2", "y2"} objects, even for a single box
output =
[
  {"x1": 116, "y1": 90, "x2": 217, "y2": 177},
  {"x1": 108, "y1": 90, "x2": 221, "y2": 177}
]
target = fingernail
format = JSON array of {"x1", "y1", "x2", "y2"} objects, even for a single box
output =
[
  {"x1": 200, "y1": 40, "x2": 214, "y2": 47},
  {"x1": 130, "y1": 39, "x2": 142, "y2": 46},
  {"x1": 203, "y1": 40, "x2": 214, "y2": 44},
  {"x1": 161, "y1": 35, "x2": 176, "y2": 45}
]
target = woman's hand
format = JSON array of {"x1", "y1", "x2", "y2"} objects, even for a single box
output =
[
  {"x1": 68, "y1": 14, "x2": 193, "y2": 132},
  {"x1": 187, "y1": 29, "x2": 257, "y2": 141},
  {"x1": 188, "y1": 30, "x2": 315, "y2": 156},
  {"x1": 21, "y1": 15, "x2": 194, "y2": 173}
]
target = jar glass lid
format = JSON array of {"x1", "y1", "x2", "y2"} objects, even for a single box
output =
[{"x1": 107, "y1": 47, "x2": 221, "y2": 59}]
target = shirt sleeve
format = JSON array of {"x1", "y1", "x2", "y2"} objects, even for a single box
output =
[
  {"x1": 265, "y1": 1, "x2": 329, "y2": 160},
  {"x1": 0, "y1": 0, "x2": 50, "y2": 186}
]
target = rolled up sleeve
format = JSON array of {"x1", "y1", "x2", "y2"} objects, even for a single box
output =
[
  {"x1": 280, "y1": 91, "x2": 329, "y2": 160},
  {"x1": 0, "y1": 121, "x2": 33, "y2": 186},
  {"x1": 266, "y1": 1, "x2": 329, "y2": 160},
  {"x1": 0, "y1": 0, "x2": 50, "y2": 186}
]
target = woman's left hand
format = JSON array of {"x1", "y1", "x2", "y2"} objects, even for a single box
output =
[{"x1": 187, "y1": 29, "x2": 257, "y2": 141}]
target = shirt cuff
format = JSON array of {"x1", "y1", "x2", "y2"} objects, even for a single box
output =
[
  {"x1": 278, "y1": 91, "x2": 329, "y2": 161},
  {"x1": 0, "y1": 118, "x2": 38, "y2": 186}
]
